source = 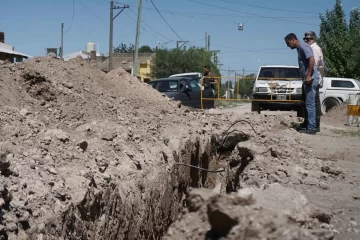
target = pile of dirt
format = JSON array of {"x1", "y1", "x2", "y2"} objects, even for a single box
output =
[
  {"x1": 0, "y1": 57, "x2": 218, "y2": 239},
  {"x1": 164, "y1": 186, "x2": 335, "y2": 240},
  {"x1": 322, "y1": 102, "x2": 348, "y2": 126},
  {"x1": 0, "y1": 57, "x2": 342, "y2": 240}
]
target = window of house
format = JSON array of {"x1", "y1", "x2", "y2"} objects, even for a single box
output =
[{"x1": 331, "y1": 80, "x2": 355, "y2": 88}]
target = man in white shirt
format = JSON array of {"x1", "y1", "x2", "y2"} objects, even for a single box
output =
[{"x1": 303, "y1": 31, "x2": 324, "y2": 132}]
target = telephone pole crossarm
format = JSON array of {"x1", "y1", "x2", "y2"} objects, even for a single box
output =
[{"x1": 114, "y1": 5, "x2": 129, "y2": 20}]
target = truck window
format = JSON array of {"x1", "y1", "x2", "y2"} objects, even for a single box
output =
[
  {"x1": 331, "y1": 80, "x2": 355, "y2": 88},
  {"x1": 258, "y1": 67, "x2": 301, "y2": 79},
  {"x1": 189, "y1": 80, "x2": 201, "y2": 91}
]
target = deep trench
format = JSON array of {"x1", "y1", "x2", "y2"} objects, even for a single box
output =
[{"x1": 49, "y1": 132, "x2": 250, "y2": 240}]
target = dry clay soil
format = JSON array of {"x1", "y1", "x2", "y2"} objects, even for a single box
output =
[
  {"x1": 0, "y1": 57, "x2": 359, "y2": 240},
  {"x1": 201, "y1": 104, "x2": 360, "y2": 240}
]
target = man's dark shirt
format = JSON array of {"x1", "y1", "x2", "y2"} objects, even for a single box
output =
[{"x1": 204, "y1": 72, "x2": 216, "y2": 90}]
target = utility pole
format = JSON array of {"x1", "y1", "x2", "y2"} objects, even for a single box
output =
[
  {"x1": 213, "y1": 50, "x2": 220, "y2": 66},
  {"x1": 108, "y1": 0, "x2": 114, "y2": 72},
  {"x1": 242, "y1": 67, "x2": 245, "y2": 95},
  {"x1": 227, "y1": 67, "x2": 236, "y2": 99},
  {"x1": 205, "y1": 32, "x2": 208, "y2": 50},
  {"x1": 207, "y1": 34, "x2": 210, "y2": 51},
  {"x1": 108, "y1": 0, "x2": 129, "y2": 72},
  {"x1": 133, "y1": 0, "x2": 142, "y2": 77},
  {"x1": 176, "y1": 40, "x2": 189, "y2": 49},
  {"x1": 60, "y1": 23, "x2": 64, "y2": 59}
]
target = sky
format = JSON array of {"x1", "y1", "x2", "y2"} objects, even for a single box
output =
[{"x1": 0, "y1": 0, "x2": 358, "y2": 77}]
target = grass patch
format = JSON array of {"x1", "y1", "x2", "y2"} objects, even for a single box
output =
[{"x1": 332, "y1": 129, "x2": 360, "y2": 137}]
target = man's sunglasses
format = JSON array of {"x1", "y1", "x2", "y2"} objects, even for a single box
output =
[{"x1": 303, "y1": 37, "x2": 313, "y2": 41}]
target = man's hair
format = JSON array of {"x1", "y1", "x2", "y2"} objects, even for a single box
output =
[
  {"x1": 304, "y1": 31, "x2": 317, "y2": 40},
  {"x1": 204, "y1": 65, "x2": 210, "y2": 69},
  {"x1": 284, "y1": 33, "x2": 298, "y2": 41}
]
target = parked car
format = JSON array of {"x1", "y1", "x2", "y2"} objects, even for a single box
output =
[
  {"x1": 149, "y1": 77, "x2": 215, "y2": 109},
  {"x1": 320, "y1": 77, "x2": 360, "y2": 114},
  {"x1": 251, "y1": 65, "x2": 303, "y2": 116}
]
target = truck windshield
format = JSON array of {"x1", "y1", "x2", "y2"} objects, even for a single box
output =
[{"x1": 258, "y1": 67, "x2": 301, "y2": 79}]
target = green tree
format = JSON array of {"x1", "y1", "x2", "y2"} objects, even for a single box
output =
[
  {"x1": 113, "y1": 42, "x2": 135, "y2": 53},
  {"x1": 234, "y1": 74, "x2": 255, "y2": 98},
  {"x1": 319, "y1": 0, "x2": 360, "y2": 78},
  {"x1": 139, "y1": 45, "x2": 155, "y2": 53},
  {"x1": 150, "y1": 47, "x2": 220, "y2": 78}
]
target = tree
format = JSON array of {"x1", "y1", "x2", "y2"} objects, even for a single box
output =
[
  {"x1": 139, "y1": 45, "x2": 155, "y2": 53},
  {"x1": 319, "y1": 0, "x2": 360, "y2": 78},
  {"x1": 113, "y1": 42, "x2": 135, "y2": 53},
  {"x1": 234, "y1": 74, "x2": 255, "y2": 98},
  {"x1": 151, "y1": 47, "x2": 220, "y2": 78}
]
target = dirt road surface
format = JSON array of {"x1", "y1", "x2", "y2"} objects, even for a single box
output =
[{"x1": 210, "y1": 103, "x2": 360, "y2": 240}]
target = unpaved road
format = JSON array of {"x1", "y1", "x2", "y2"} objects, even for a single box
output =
[{"x1": 212, "y1": 103, "x2": 360, "y2": 239}]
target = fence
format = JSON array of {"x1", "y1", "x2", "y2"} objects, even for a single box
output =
[{"x1": 200, "y1": 76, "x2": 302, "y2": 109}]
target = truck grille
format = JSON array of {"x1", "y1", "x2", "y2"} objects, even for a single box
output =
[{"x1": 270, "y1": 88, "x2": 294, "y2": 94}]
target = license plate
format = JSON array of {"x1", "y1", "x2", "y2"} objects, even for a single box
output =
[{"x1": 277, "y1": 94, "x2": 287, "y2": 100}]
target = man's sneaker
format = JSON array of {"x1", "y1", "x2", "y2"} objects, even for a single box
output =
[{"x1": 299, "y1": 129, "x2": 316, "y2": 135}]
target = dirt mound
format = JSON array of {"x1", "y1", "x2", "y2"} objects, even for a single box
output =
[
  {"x1": 164, "y1": 187, "x2": 335, "y2": 240},
  {"x1": 322, "y1": 102, "x2": 348, "y2": 126},
  {"x1": 0, "y1": 57, "x2": 342, "y2": 240},
  {"x1": 0, "y1": 57, "x2": 205, "y2": 239}
]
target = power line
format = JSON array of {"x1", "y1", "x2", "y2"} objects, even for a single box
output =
[
  {"x1": 77, "y1": 0, "x2": 107, "y2": 23},
  {"x1": 64, "y1": 0, "x2": 75, "y2": 33},
  {"x1": 218, "y1": 0, "x2": 318, "y2": 14},
  {"x1": 211, "y1": 44, "x2": 292, "y2": 54},
  {"x1": 129, "y1": 8, "x2": 173, "y2": 41},
  {"x1": 149, "y1": 0, "x2": 183, "y2": 40},
  {"x1": 107, "y1": 3, "x2": 318, "y2": 19},
  {"x1": 187, "y1": 0, "x2": 319, "y2": 26},
  {"x1": 125, "y1": 11, "x2": 164, "y2": 41}
]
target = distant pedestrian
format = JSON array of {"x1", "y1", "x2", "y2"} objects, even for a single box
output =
[
  {"x1": 284, "y1": 33, "x2": 320, "y2": 135},
  {"x1": 203, "y1": 65, "x2": 218, "y2": 95},
  {"x1": 303, "y1": 31, "x2": 324, "y2": 132}
]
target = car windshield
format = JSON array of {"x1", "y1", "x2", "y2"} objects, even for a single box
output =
[
  {"x1": 258, "y1": 67, "x2": 301, "y2": 79},
  {"x1": 151, "y1": 80, "x2": 179, "y2": 92}
]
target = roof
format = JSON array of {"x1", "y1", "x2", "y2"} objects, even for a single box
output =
[
  {"x1": 151, "y1": 77, "x2": 194, "y2": 81},
  {"x1": 260, "y1": 65, "x2": 299, "y2": 68},
  {"x1": 0, "y1": 44, "x2": 32, "y2": 58},
  {"x1": 63, "y1": 51, "x2": 90, "y2": 61},
  {"x1": 169, "y1": 72, "x2": 202, "y2": 78}
]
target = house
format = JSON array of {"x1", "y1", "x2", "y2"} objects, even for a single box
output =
[
  {"x1": 0, "y1": 32, "x2": 32, "y2": 62},
  {"x1": 99, "y1": 52, "x2": 155, "y2": 82}
]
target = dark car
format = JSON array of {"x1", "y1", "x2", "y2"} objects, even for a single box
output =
[{"x1": 149, "y1": 77, "x2": 215, "y2": 109}]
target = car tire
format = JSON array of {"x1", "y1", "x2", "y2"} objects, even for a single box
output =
[
  {"x1": 323, "y1": 97, "x2": 341, "y2": 113},
  {"x1": 251, "y1": 102, "x2": 260, "y2": 114}
]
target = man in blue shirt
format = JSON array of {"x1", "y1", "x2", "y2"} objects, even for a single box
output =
[{"x1": 285, "y1": 33, "x2": 319, "y2": 135}]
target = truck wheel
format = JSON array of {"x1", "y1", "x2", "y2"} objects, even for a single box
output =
[
  {"x1": 251, "y1": 102, "x2": 260, "y2": 114},
  {"x1": 323, "y1": 97, "x2": 341, "y2": 113}
]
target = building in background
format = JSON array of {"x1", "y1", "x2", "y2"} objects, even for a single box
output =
[
  {"x1": 99, "y1": 52, "x2": 155, "y2": 82},
  {"x1": 63, "y1": 42, "x2": 104, "y2": 62},
  {"x1": 0, "y1": 32, "x2": 32, "y2": 62}
]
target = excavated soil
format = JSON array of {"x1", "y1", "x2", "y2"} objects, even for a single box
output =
[
  {"x1": 0, "y1": 57, "x2": 351, "y2": 240},
  {"x1": 323, "y1": 103, "x2": 348, "y2": 127}
]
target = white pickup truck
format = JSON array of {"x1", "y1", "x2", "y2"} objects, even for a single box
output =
[
  {"x1": 251, "y1": 65, "x2": 303, "y2": 116},
  {"x1": 320, "y1": 77, "x2": 360, "y2": 114}
]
